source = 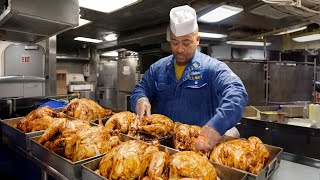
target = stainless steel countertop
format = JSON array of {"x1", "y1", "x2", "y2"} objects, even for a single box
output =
[{"x1": 270, "y1": 160, "x2": 320, "y2": 180}]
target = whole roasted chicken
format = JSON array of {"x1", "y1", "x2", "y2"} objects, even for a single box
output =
[
  {"x1": 98, "y1": 140, "x2": 169, "y2": 179},
  {"x1": 104, "y1": 111, "x2": 137, "y2": 135},
  {"x1": 210, "y1": 136, "x2": 270, "y2": 174},
  {"x1": 16, "y1": 106, "x2": 58, "y2": 133},
  {"x1": 129, "y1": 114, "x2": 174, "y2": 140},
  {"x1": 38, "y1": 118, "x2": 119, "y2": 161},
  {"x1": 62, "y1": 98, "x2": 112, "y2": 122},
  {"x1": 169, "y1": 151, "x2": 217, "y2": 180},
  {"x1": 173, "y1": 122, "x2": 201, "y2": 151}
]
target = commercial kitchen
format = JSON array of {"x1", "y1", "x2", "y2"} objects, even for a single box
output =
[{"x1": 0, "y1": 0, "x2": 320, "y2": 179}]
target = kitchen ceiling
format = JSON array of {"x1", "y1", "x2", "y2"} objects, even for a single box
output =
[{"x1": 1, "y1": 0, "x2": 319, "y2": 53}]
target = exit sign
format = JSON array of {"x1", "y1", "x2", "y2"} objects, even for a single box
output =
[{"x1": 22, "y1": 56, "x2": 30, "y2": 63}]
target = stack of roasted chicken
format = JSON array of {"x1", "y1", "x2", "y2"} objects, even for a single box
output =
[
  {"x1": 105, "y1": 112, "x2": 175, "y2": 141},
  {"x1": 97, "y1": 140, "x2": 217, "y2": 180},
  {"x1": 173, "y1": 122, "x2": 270, "y2": 174}
]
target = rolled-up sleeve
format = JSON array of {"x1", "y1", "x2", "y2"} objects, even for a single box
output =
[
  {"x1": 130, "y1": 65, "x2": 156, "y2": 112},
  {"x1": 206, "y1": 62, "x2": 248, "y2": 135}
]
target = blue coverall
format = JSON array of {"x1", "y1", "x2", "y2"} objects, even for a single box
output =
[{"x1": 130, "y1": 50, "x2": 248, "y2": 135}]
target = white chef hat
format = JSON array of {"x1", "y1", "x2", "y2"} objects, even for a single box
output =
[{"x1": 170, "y1": 5, "x2": 198, "y2": 37}]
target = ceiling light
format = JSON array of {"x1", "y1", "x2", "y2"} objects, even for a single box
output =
[
  {"x1": 104, "y1": 33, "x2": 118, "y2": 41},
  {"x1": 275, "y1": 26, "x2": 307, "y2": 35},
  {"x1": 198, "y1": 5, "x2": 243, "y2": 23},
  {"x1": 292, "y1": 33, "x2": 320, "y2": 42},
  {"x1": 74, "y1": 37, "x2": 102, "y2": 43},
  {"x1": 79, "y1": 0, "x2": 141, "y2": 13},
  {"x1": 74, "y1": 18, "x2": 91, "y2": 29},
  {"x1": 199, "y1": 32, "x2": 227, "y2": 38},
  {"x1": 101, "y1": 51, "x2": 118, "y2": 57},
  {"x1": 226, "y1": 41, "x2": 271, "y2": 46}
]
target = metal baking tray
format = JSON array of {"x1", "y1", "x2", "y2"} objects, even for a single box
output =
[
  {"x1": 1, "y1": 108, "x2": 65, "y2": 151},
  {"x1": 82, "y1": 141, "x2": 247, "y2": 180},
  {"x1": 1, "y1": 117, "x2": 44, "y2": 151},
  {"x1": 30, "y1": 136, "x2": 105, "y2": 180},
  {"x1": 215, "y1": 136, "x2": 283, "y2": 180}
]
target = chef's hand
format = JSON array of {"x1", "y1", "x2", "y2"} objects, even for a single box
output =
[
  {"x1": 135, "y1": 97, "x2": 151, "y2": 119},
  {"x1": 194, "y1": 125, "x2": 222, "y2": 151}
]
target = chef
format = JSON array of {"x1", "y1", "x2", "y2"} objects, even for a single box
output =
[{"x1": 130, "y1": 5, "x2": 248, "y2": 151}]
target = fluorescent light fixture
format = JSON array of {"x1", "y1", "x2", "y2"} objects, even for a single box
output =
[
  {"x1": 292, "y1": 34, "x2": 320, "y2": 42},
  {"x1": 275, "y1": 26, "x2": 307, "y2": 35},
  {"x1": 198, "y1": 5, "x2": 243, "y2": 23},
  {"x1": 74, "y1": 18, "x2": 91, "y2": 29},
  {"x1": 199, "y1": 32, "x2": 227, "y2": 38},
  {"x1": 74, "y1": 37, "x2": 102, "y2": 43},
  {"x1": 226, "y1": 41, "x2": 271, "y2": 46},
  {"x1": 101, "y1": 51, "x2": 118, "y2": 57},
  {"x1": 104, "y1": 33, "x2": 118, "y2": 41},
  {"x1": 79, "y1": 0, "x2": 141, "y2": 13}
]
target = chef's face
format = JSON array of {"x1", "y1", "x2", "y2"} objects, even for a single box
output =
[{"x1": 170, "y1": 30, "x2": 200, "y2": 66}]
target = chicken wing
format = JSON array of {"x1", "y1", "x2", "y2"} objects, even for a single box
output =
[{"x1": 174, "y1": 122, "x2": 201, "y2": 151}]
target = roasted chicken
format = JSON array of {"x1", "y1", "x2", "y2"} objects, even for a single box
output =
[
  {"x1": 173, "y1": 122, "x2": 201, "y2": 151},
  {"x1": 99, "y1": 140, "x2": 168, "y2": 179},
  {"x1": 38, "y1": 118, "x2": 119, "y2": 161},
  {"x1": 210, "y1": 136, "x2": 270, "y2": 174},
  {"x1": 62, "y1": 98, "x2": 112, "y2": 122},
  {"x1": 169, "y1": 151, "x2": 217, "y2": 180},
  {"x1": 16, "y1": 106, "x2": 58, "y2": 133},
  {"x1": 104, "y1": 111, "x2": 137, "y2": 135},
  {"x1": 129, "y1": 114, "x2": 174, "y2": 140}
]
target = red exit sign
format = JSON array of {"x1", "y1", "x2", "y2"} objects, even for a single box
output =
[{"x1": 22, "y1": 56, "x2": 30, "y2": 63}]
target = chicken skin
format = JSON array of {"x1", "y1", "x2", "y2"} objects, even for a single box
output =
[
  {"x1": 99, "y1": 140, "x2": 168, "y2": 179},
  {"x1": 105, "y1": 111, "x2": 137, "y2": 135},
  {"x1": 17, "y1": 106, "x2": 57, "y2": 133},
  {"x1": 38, "y1": 118, "x2": 119, "y2": 161},
  {"x1": 173, "y1": 122, "x2": 201, "y2": 151},
  {"x1": 129, "y1": 114, "x2": 174, "y2": 140},
  {"x1": 169, "y1": 151, "x2": 217, "y2": 180},
  {"x1": 62, "y1": 98, "x2": 112, "y2": 122},
  {"x1": 210, "y1": 136, "x2": 269, "y2": 174}
]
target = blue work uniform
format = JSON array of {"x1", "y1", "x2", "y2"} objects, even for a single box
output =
[{"x1": 130, "y1": 50, "x2": 248, "y2": 135}]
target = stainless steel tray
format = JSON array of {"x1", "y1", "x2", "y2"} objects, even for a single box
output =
[
  {"x1": 217, "y1": 136, "x2": 283, "y2": 180},
  {"x1": 82, "y1": 153, "x2": 247, "y2": 180},
  {"x1": 1, "y1": 118, "x2": 44, "y2": 151},
  {"x1": 1, "y1": 108, "x2": 64, "y2": 151},
  {"x1": 30, "y1": 136, "x2": 104, "y2": 180}
]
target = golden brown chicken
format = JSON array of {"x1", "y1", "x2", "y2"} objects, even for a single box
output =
[
  {"x1": 173, "y1": 122, "x2": 201, "y2": 151},
  {"x1": 104, "y1": 111, "x2": 137, "y2": 135},
  {"x1": 129, "y1": 114, "x2": 174, "y2": 140},
  {"x1": 16, "y1": 106, "x2": 57, "y2": 133},
  {"x1": 38, "y1": 118, "x2": 120, "y2": 161},
  {"x1": 66, "y1": 127, "x2": 120, "y2": 161},
  {"x1": 210, "y1": 136, "x2": 270, "y2": 174},
  {"x1": 62, "y1": 98, "x2": 112, "y2": 122},
  {"x1": 169, "y1": 151, "x2": 217, "y2": 180},
  {"x1": 99, "y1": 140, "x2": 168, "y2": 179}
]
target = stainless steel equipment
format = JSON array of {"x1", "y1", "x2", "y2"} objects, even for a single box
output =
[
  {"x1": 117, "y1": 51, "x2": 139, "y2": 110},
  {"x1": 97, "y1": 60, "x2": 117, "y2": 109},
  {"x1": 0, "y1": 43, "x2": 46, "y2": 98},
  {"x1": 67, "y1": 73, "x2": 95, "y2": 100},
  {"x1": 0, "y1": 0, "x2": 79, "y2": 43}
]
